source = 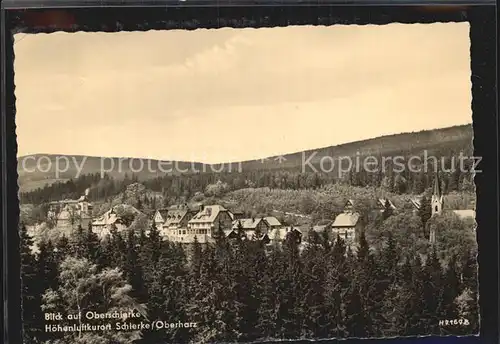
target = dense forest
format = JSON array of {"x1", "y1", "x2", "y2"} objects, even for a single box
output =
[
  {"x1": 20, "y1": 213, "x2": 478, "y2": 344},
  {"x1": 17, "y1": 124, "x2": 473, "y2": 193},
  {"x1": 20, "y1": 156, "x2": 475, "y2": 207}
]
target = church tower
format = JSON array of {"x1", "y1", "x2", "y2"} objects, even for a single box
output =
[
  {"x1": 430, "y1": 173, "x2": 444, "y2": 244},
  {"x1": 431, "y1": 173, "x2": 443, "y2": 216}
]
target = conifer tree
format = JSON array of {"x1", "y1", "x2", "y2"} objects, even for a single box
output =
[
  {"x1": 422, "y1": 248, "x2": 443, "y2": 334},
  {"x1": 20, "y1": 223, "x2": 39, "y2": 343},
  {"x1": 85, "y1": 221, "x2": 100, "y2": 263},
  {"x1": 324, "y1": 235, "x2": 348, "y2": 337},
  {"x1": 190, "y1": 235, "x2": 203, "y2": 280},
  {"x1": 440, "y1": 255, "x2": 460, "y2": 320},
  {"x1": 96, "y1": 234, "x2": 114, "y2": 269},
  {"x1": 385, "y1": 255, "x2": 424, "y2": 336},
  {"x1": 256, "y1": 246, "x2": 280, "y2": 340},
  {"x1": 188, "y1": 245, "x2": 241, "y2": 343},
  {"x1": 70, "y1": 224, "x2": 88, "y2": 258},
  {"x1": 109, "y1": 226, "x2": 127, "y2": 268},
  {"x1": 141, "y1": 220, "x2": 162, "y2": 269},
  {"x1": 34, "y1": 240, "x2": 59, "y2": 342},
  {"x1": 54, "y1": 235, "x2": 71, "y2": 265},
  {"x1": 344, "y1": 285, "x2": 366, "y2": 337},
  {"x1": 349, "y1": 232, "x2": 375, "y2": 336},
  {"x1": 300, "y1": 229, "x2": 328, "y2": 338},
  {"x1": 418, "y1": 196, "x2": 432, "y2": 237},
  {"x1": 275, "y1": 231, "x2": 304, "y2": 339},
  {"x1": 123, "y1": 228, "x2": 146, "y2": 300}
]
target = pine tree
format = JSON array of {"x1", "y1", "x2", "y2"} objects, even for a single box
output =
[
  {"x1": 347, "y1": 232, "x2": 375, "y2": 337},
  {"x1": 301, "y1": 232, "x2": 328, "y2": 339},
  {"x1": 35, "y1": 240, "x2": 58, "y2": 342},
  {"x1": 422, "y1": 248, "x2": 443, "y2": 334},
  {"x1": 142, "y1": 242, "x2": 189, "y2": 344},
  {"x1": 187, "y1": 245, "x2": 241, "y2": 343},
  {"x1": 256, "y1": 252, "x2": 278, "y2": 339},
  {"x1": 54, "y1": 235, "x2": 71, "y2": 265},
  {"x1": 324, "y1": 235, "x2": 348, "y2": 337},
  {"x1": 439, "y1": 255, "x2": 460, "y2": 320},
  {"x1": 109, "y1": 226, "x2": 127, "y2": 268},
  {"x1": 275, "y1": 231, "x2": 304, "y2": 339},
  {"x1": 96, "y1": 234, "x2": 114, "y2": 269},
  {"x1": 190, "y1": 236, "x2": 203, "y2": 280},
  {"x1": 144, "y1": 220, "x2": 162, "y2": 265},
  {"x1": 418, "y1": 196, "x2": 432, "y2": 238},
  {"x1": 20, "y1": 223, "x2": 39, "y2": 343},
  {"x1": 373, "y1": 232, "x2": 400, "y2": 336},
  {"x1": 124, "y1": 228, "x2": 146, "y2": 300},
  {"x1": 387, "y1": 254, "x2": 425, "y2": 336}
]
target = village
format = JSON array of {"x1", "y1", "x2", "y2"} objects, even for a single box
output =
[{"x1": 44, "y1": 174, "x2": 476, "y2": 248}]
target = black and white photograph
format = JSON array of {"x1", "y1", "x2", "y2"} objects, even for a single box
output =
[{"x1": 15, "y1": 23, "x2": 479, "y2": 343}]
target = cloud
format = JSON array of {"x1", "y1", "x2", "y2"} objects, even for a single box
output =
[{"x1": 14, "y1": 23, "x2": 471, "y2": 161}]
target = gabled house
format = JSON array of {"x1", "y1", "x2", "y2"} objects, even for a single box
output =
[
  {"x1": 331, "y1": 212, "x2": 360, "y2": 243},
  {"x1": 262, "y1": 216, "x2": 283, "y2": 230},
  {"x1": 168, "y1": 205, "x2": 233, "y2": 244},
  {"x1": 343, "y1": 199, "x2": 355, "y2": 213},
  {"x1": 92, "y1": 207, "x2": 127, "y2": 238},
  {"x1": 232, "y1": 218, "x2": 270, "y2": 240},
  {"x1": 153, "y1": 208, "x2": 170, "y2": 229},
  {"x1": 163, "y1": 208, "x2": 196, "y2": 229}
]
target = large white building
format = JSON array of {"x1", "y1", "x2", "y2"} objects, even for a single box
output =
[
  {"x1": 165, "y1": 205, "x2": 233, "y2": 244},
  {"x1": 47, "y1": 188, "x2": 93, "y2": 229}
]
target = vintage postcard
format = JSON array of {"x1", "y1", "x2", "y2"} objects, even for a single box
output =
[{"x1": 15, "y1": 23, "x2": 478, "y2": 343}]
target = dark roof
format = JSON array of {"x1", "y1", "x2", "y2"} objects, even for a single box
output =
[
  {"x1": 433, "y1": 173, "x2": 442, "y2": 197},
  {"x1": 189, "y1": 205, "x2": 228, "y2": 224}
]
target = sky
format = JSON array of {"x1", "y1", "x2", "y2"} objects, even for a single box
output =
[{"x1": 14, "y1": 23, "x2": 471, "y2": 164}]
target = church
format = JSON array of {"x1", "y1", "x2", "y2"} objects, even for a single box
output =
[{"x1": 429, "y1": 173, "x2": 476, "y2": 243}]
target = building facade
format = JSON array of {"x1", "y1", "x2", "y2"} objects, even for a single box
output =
[
  {"x1": 47, "y1": 188, "x2": 93, "y2": 229},
  {"x1": 167, "y1": 205, "x2": 233, "y2": 244}
]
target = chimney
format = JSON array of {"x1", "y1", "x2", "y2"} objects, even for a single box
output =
[{"x1": 199, "y1": 204, "x2": 204, "y2": 212}]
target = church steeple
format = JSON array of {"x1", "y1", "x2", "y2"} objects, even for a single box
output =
[
  {"x1": 431, "y1": 172, "x2": 443, "y2": 217},
  {"x1": 433, "y1": 172, "x2": 441, "y2": 198}
]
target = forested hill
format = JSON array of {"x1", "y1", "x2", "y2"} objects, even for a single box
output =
[
  {"x1": 241, "y1": 124, "x2": 473, "y2": 170},
  {"x1": 18, "y1": 124, "x2": 472, "y2": 192}
]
